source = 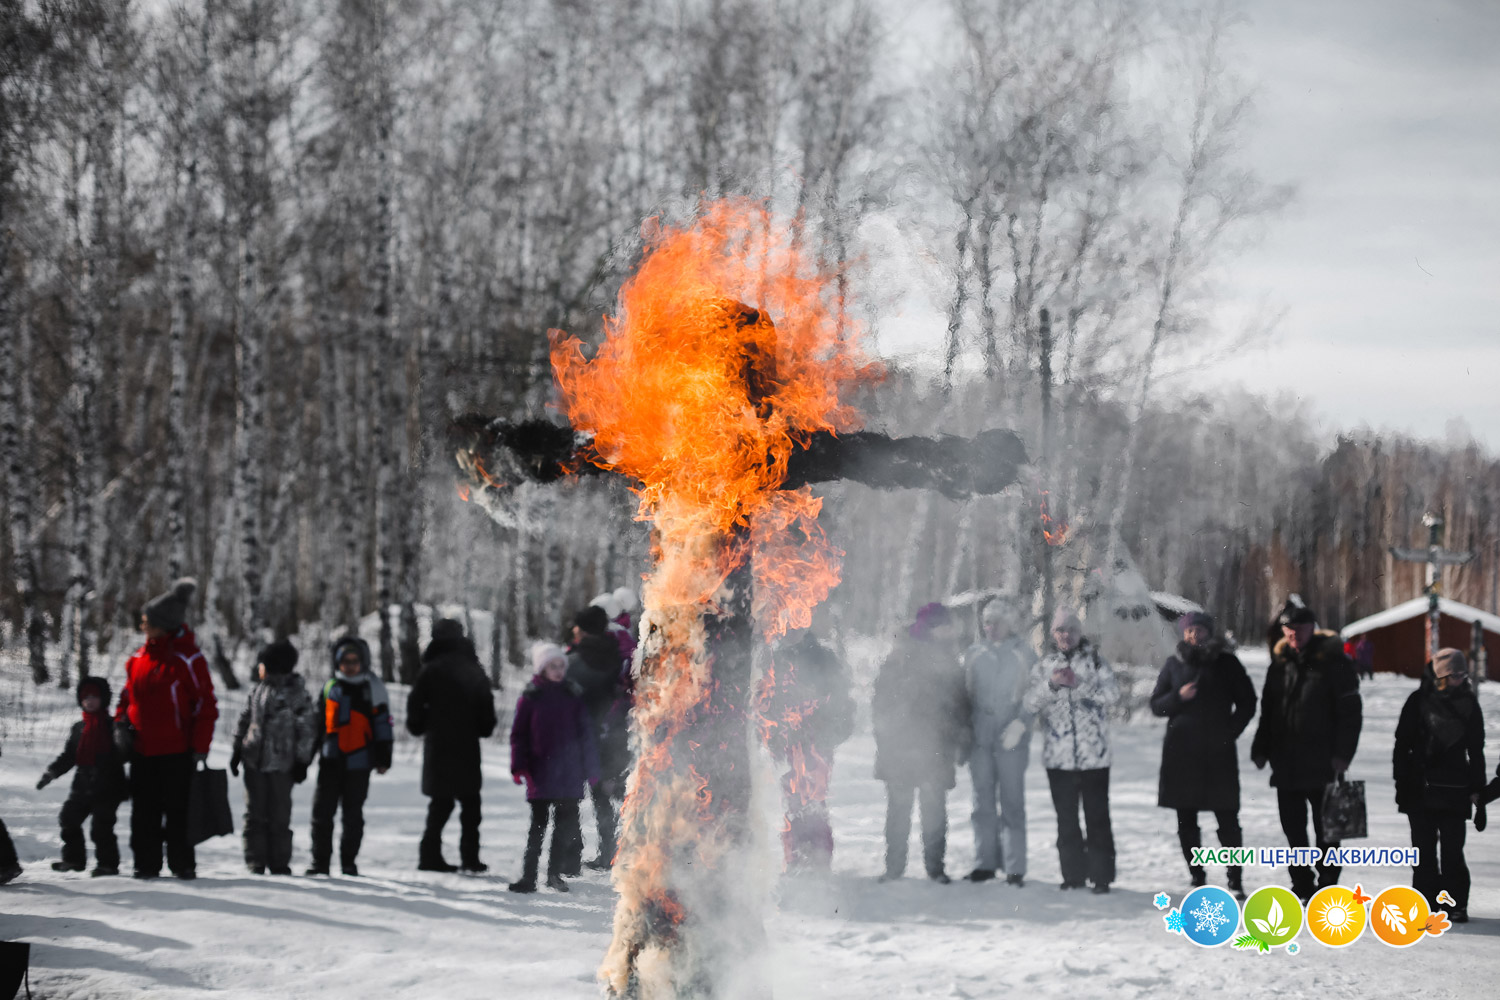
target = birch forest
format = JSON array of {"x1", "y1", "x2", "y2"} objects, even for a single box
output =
[{"x1": 3, "y1": 0, "x2": 1497, "y2": 689}]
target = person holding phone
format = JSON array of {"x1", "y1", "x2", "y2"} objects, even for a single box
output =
[{"x1": 1025, "y1": 607, "x2": 1119, "y2": 893}]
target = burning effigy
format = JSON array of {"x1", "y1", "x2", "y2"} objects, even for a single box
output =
[{"x1": 451, "y1": 199, "x2": 1027, "y2": 998}]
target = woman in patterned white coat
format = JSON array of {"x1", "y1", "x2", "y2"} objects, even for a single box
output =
[{"x1": 1024, "y1": 607, "x2": 1119, "y2": 892}]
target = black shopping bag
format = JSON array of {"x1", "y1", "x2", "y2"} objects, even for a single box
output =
[
  {"x1": 188, "y1": 764, "x2": 235, "y2": 845},
  {"x1": 1321, "y1": 775, "x2": 1368, "y2": 841}
]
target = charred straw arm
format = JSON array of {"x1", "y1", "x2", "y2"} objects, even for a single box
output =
[
  {"x1": 783, "y1": 428, "x2": 1028, "y2": 500},
  {"x1": 450, "y1": 415, "x2": 1028, "y2": 501}
]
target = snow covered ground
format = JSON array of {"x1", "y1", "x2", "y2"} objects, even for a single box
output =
[{"x1": 3, "y1": 647, "x2": 1499, "y2": 999}]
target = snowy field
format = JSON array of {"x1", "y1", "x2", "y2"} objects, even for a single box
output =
[{"x1": 3, "y1": 647, "x2": 1499, "y2": 999}]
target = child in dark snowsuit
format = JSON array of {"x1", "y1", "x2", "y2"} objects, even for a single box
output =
[
  {"x1": 1, "y1": 740, "x2": 22, "y2": 883},
  {"x1": 37, "y1": 677, "x2": 129, "y2": 875},
  {"x1": 232, "y1": 639, "x2": 319, "y2": 875},
  {"x1": 509, "y1": 642, "x2": 599, "y2": 893},
  {"x1": 308, "y1": 636, "x2": 394, "y2": 876}
]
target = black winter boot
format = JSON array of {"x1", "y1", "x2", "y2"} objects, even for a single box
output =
[{"x1": 418, "y1": 854, "x2": 459, "y2": 873}]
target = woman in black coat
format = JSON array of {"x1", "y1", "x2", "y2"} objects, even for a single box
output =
[
  {"x1": 1393, "y1": 648, "x2": 1486, "y2": 922},
  {"x1": 407, "y1": 619, "x2": 498, "y2": 872},
  {"x1": 1150, "y1": 611, "x2": 1257, "y2": 896}
]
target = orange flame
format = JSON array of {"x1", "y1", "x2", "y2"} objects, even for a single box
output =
[
  {"x1": 1040, "y1": 492, "x2": 1071, "y2": 546},
  {"x1": 552, "y1": 200, "x2": 876, "y2": 994},
  {"x1": 551, "y1": 199, "x2": 871, "y2": 638}
]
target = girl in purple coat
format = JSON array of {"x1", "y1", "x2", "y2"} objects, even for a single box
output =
[{"x1": 509, "y1": 643, "x2": 600, "y2": 893}]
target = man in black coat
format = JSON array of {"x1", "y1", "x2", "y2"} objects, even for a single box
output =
[
  {"x1": 1250, "y1": 602, "x2": 1362, "y2": 901},
  {"x1": 1394, "y1": 648, "x2": 1486, "y2": 922},
  {"x1": 1150, "y1": 612, "x2": 1256, "y2": 897},
  {"x1": 565, "y1": 605, "x2": 629, "y2": 871},
  {"x1": 408, "y1": 619, "x2": 499, "y2": 873}
]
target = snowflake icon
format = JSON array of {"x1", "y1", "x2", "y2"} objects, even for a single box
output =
[
  {"x1": 1153, "y1": 892, "x2": 1171, "y2": 910},
  {"x1": 1181, "y1": 886, "x2": 1241, "y2": 947},
  {"x1": 1190, "y1": 896, "x2": 1231, "y2": 936},
  {"x1": 1164, "y1": 908, "x2": 1185, "y2": 934}
]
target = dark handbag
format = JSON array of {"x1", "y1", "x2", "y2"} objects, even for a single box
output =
[
  {"x1": 187, "y1": 763, "x2": 235, "y2": 845},
  {"x1": 1321, "y1": 774, "x2": 1368, "y2": 841}
]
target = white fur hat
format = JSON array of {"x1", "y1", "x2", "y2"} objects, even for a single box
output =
[
  {"x1": 590, "y1": 591, "x2": 624, "y2": 619},
  {"x1": 612, "y1": 587, "x2": 640, "y2": 614},
  {"x1": 530, "y1": 641, "x2": 567, "y2": 673}
]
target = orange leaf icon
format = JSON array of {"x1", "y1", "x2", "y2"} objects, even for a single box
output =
[{"x1": 1424, "y1": 913, "x2": 1451, "y2": 936}]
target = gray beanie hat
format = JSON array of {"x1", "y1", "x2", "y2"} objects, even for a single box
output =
[{"x1": 144, "y1": 577, "x2": 198, "y2": 633}]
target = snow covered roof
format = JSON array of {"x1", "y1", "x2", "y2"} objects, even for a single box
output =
[
  {"x1": 1149, "y1": 591, "x2": 1204, "y2": 616},
  {"x1": 1341, "y1": 596, "x2": 1500, "y2": 638}
]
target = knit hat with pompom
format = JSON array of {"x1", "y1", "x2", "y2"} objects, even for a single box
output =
[{"x1": 144, "y1": 578, "x2": 198, "y2": 633}]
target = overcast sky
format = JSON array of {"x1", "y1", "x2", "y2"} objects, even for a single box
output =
[
  {"x1": 873, "y1": 0, "x2": 1500, "y2": 448},
  {"x1": 1206, "y1": 0, "x2": 1500, "y2": 447}
]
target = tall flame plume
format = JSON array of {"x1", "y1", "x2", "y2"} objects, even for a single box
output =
[{"x1": 550, "y1": 199, "x2": 875, "y2": 997}]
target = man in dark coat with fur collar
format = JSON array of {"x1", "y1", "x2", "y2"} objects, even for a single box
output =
[
  {"x1": 1250, "y1": 600, "x2": 1362, "y2": 901},
  {"x1": 408, "y1": 619, "x2": 498, "y2": 873}
]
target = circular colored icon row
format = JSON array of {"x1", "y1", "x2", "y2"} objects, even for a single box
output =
[{"x1": 1179, "y1": 883, "x2": 1436, "y2": 948}]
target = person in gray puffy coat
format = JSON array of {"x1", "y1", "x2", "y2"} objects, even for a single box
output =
[
  {"x1": 231, "y1": 640, "x2": 319, "y2": 875},
  {"x1": 963, "y1": 599, "x2": 1035, "y2": 885},
  {"x1": 1024, "y1": 607, "x2": 1119, "y2": 892}
]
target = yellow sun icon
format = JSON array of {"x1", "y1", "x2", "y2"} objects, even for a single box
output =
[{"x1": 1308, "y1": 886, "x2": 1367, "y2": 946}]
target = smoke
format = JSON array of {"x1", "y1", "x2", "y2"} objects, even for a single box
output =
[{"x1": 600, "y1": 596, "x2": 782, "y2": 1000}]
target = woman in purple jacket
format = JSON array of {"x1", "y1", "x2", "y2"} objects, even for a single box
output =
[{"x1": 509, "y1": 642, "x2": 600, "y2": 893}]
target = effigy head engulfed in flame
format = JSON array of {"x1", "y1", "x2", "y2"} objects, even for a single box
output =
[{"x1": 549, "y1": 200, "x2": 873, "y2": 998}]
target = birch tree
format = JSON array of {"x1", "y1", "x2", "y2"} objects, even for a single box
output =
[
  {"x1": 164, "y1": 0, "x2": 215, "y2": 580},
  {"x1": 0, "y1": 0, "x2": 54, "y2": 683}
]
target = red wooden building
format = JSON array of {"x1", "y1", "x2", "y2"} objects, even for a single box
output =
[{"x1": 1341, "y1": 597, "x2": 1500, "y2": 680}]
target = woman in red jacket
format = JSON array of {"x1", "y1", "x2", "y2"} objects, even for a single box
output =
[{"x1": 114, "y1": 578, "x2": 217, "y2": 879}]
